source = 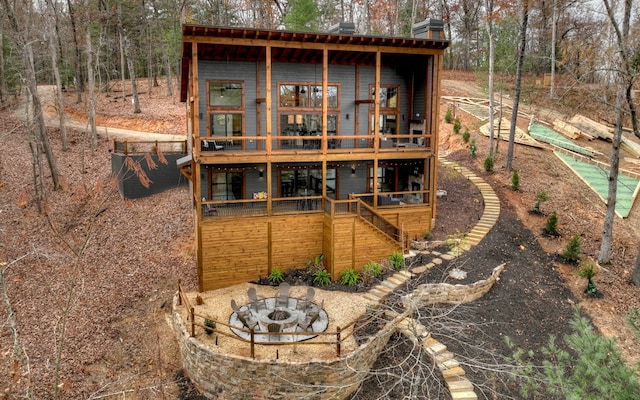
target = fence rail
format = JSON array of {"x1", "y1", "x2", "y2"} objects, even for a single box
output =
[
  {"x1": 113, "y1": 139, "x2": 187, "y2": 155},
  {"x1": 177, "y1": 282, "x2": 387, "y2": 359}
]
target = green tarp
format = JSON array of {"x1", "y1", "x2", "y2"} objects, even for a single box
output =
[
  {"x1": 529, "y1": 122, "x2": 595, "y2": 157},
  {"x1": 555, "y1": 151, "x2": 640, "y2": 218}
]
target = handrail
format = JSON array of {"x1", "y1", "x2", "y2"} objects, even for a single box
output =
[{"x1": 350, "y1": 197, "x2": 408, "y2": 252}]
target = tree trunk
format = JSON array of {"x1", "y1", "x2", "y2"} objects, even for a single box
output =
[
  {"x1": 0, "y1": 28, "x2": 7, "y2": 105},
  {"x1": 125, "y1": 35, "x2": 141, "y2": 114},
  {"x1": 46, "y1": 8, "x2": 69, "y2": 151},
  {"x1": 485, "y1": 0, "x2": 495, "y2": 157},
  {"x1": 550, "y1": 0, "x2": 557, "y2": 98},
  {"x1": 505, "y1": 0, "x2": 529, "y2": 171},
  {"x1": 66, "y1": 0, "x2": 83, "y2": 103},
  {"x1": 86, "y1": 28, "x2": 98, "y2": 149},
  {"x1": 633, "y1": 242, "x2": 640, "y2": 286},
  {"x1": 26, "y1": 43, "x2": 62, "y2": 191},
  {"x1": 598, "y1": 91, "x2": 624, "y2": 264}
]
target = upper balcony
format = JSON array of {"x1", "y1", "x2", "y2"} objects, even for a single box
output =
[{"x1": 195, "y1": 132, "x2": 432, "y2": 159}]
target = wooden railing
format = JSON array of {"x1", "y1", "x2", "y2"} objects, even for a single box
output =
[
  {"x1": 176, "y1": 282, "x2": 388, "y2": 359},
  {"x1": 113, "y1": 139, "x2": 187, "y2": 155},
  {"x1": 351, "y1": 197, "x2": 409, "y2": 252},
  {"x1": 195, "y1": 132, "x2": 432, "y2": 155}
]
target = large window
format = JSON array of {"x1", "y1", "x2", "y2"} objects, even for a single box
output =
[
  {"x1": 278, "y1": 83, "x2": 340, "y2": 149},
  {"x1": 370, "y1": 85, "x2": 400, "y2": 135},
  {"x1": 209, "y1": 81, "x2": 243, "y2": 108},
  {"x1": 278, "y1": 165, "x2": 336, "y2": 197},
  {"x1": 210, "y1": 170, "x2": 243, "y2": 201},
  {"x1": 207, "y1": 81, "x2": 244, "y2": 148}
]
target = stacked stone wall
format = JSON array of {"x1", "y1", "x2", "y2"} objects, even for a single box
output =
[
  {"x1": 173, "y1": 296, "x2": 407, "y2": 399},
  {"x1": 402, "y1": 264, "x2": 505, "y2": 310}
]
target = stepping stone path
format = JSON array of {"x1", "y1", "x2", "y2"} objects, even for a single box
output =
[{"x1": 364, "y1": 158, "x2": 500, "y2": 400}]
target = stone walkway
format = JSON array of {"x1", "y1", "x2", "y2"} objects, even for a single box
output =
[{"x1": 363, "y1": 159, "x2": 500, "y2": 400}]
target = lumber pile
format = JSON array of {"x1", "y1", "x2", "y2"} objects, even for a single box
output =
[{"x1": 553, "y1": 118, "x2": 593, "y2": 140}]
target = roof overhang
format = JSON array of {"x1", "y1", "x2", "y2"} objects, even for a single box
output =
[{"x1": 179, "y1": 24, "x2": 450, "y2": 102}]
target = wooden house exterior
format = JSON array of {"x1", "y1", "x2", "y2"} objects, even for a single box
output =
[{"x1": 179, "y1": 22, "x2": 449, "y2": 291}]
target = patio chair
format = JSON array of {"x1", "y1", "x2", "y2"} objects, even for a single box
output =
[
  {"x1": 267, "y1": 322, "x2": 281, "y2": 342},
  {"x1": 202, "y1": 139, "x2": 224, "y2": 151},
  {"x1": 298, "y1": 307, "x2": 320, "y2": 332},
  {"x1": 275, "y1": 282, "x2": 290, "y2": 308},
  {"x1": 231, "y1": 299, "x2": 258, "y2": 331},
  {"x1": 296, "y1": 287, "x2": 315, "y2": 312},
  {"x1": 247, "y1": 287, "x2": 267, "y2": 312}
]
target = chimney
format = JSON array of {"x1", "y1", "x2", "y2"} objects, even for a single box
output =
[
  {"x1": 329, "y1": 22, "x2": 356, "y2": 35},
  {"x1": 412, "y1": 19, "x2": 444, "y2": 39}
]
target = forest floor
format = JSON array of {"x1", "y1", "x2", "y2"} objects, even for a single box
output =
[{"x1": 1, "y1": 72, "x2": 639, "y2": 399}]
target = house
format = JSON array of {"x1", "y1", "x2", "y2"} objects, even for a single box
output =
[{"x1": 179, "y1": 21, "x2": 449, "y2": 291}]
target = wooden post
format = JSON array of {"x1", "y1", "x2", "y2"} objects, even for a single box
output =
[
  {"x1": 250, "y1": 330, "x2": 255, "y2": 359},
  {"x1": 190, "y1": 307, "x2": 195, "y2": 337},
  {"x1": 336, "y1": 326, "x2": 342, "y2": 356},
  {"x1": 177, "y1": 279, "x2": 182, "y2": 305}
]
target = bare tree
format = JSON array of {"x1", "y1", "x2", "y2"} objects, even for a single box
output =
[
  {"x1": 505, "y1": 0, "x2": 529, "y2": 171},
  {"x1": 1, "y1": 0, "x2": 62, "y2": 193},
  {"x1": 598, "y1": 0, "x2": 639, "y2": 266},
  {"x1": 45, "y1": 0, "x2": 69, "y2": 150}
]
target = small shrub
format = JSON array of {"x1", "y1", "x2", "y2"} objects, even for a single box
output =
[
  {"x1": 533, "y1": 190, "x2": 550, "y2": 214},
  {"x1": 422, "y1": 231, "x2": 433, "y2": 240},
  {"x1": 562, "y1": 234, "x2": 581, "y2": 262},
  {"x1": 313, "y1": 268, "x2": 331, "y2": 286},
  {"x1": 444, "y1": 107, "x2": 452, "y2": 123},
  {"x1": 484, "y1": 155, "x2": 494, "y2": 171},
  {"x1": 360, "y1": 267, "x2": 376, "y2": 286},
  {"x1": 453, "y1": 116, "x2": 462, "y2": 134},
  {"x1": 340, "y1": 268, "x2": 360, "y2": 286},
  {"x1": 363, "y1": 261, "x2": 382, "y2": 278},
  {"x1": 462, "y1": 129, "x2": 470, "y2": 143},
  {"x1": 544, "y1": 211, "x2": 558, "y2": 235},
  {"x1": 388, "y1": 252, "x2": 405, "y2": 270},
  {"x1": 268, "y1": 267, "x2": 285, "y2": 284},
  {"x1": 307, "y1": 254, "x2": 325, "y2": 270},
  {"x1": 625, "y1": 307, "x2": 640, "y2": 340},
  {"x1": 511, "y1": 169, "x2": 520, "y2": 191},
  {"x1": 195, "y1": 294, "x2": 204, "y2": 305},
  {"x1": 204, "y1": 318, "x2": 216, "y2": 335},
  {"x1": 577, "y1": 261, "x2": 597, "y2": 295},
  {"x1": 470, "y1": 139, "x2": 477, "y2": 157}
]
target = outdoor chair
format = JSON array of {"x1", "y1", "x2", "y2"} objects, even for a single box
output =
[
  {"x1": 247, "y1": 287, "x2": 267, "y2": 312},
  {"x1": 296, "y1": 287, "x2": 315, "y2": 312},
  {"x1": 267, "y1": 322, "x2": 281, "y2": 342},
  {"x1": 231, "y1": 299, "x2": 258, "y2": 331},
  {"x1": 202, "y1": 139, "x2": 224, "y2": 151},
  {"x1": 298, "y1": 307, "x2": 320, "y2": 332},
  {"x1": 275, "y1": 282, "x2": 290, "y2": 308}
]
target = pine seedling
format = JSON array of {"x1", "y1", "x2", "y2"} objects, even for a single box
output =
[
  {"x1": 511, "y1": 169, "x2": 520, "y2": 191},
  {"x1": 544, "y1": 211, "x2": 559, "y2": 235},
  {"x1": 563, "y1": 235, "x2": 581, "y2": 262}
]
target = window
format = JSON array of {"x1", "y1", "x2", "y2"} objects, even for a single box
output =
[
  {"x1": 209, "y1": 81, "x2": 243, "y2": 108},
  {"x1": 370, "y1": 85, "x2": 400, "y2": 135},
  {"x1": 278, "y1": 83, "x2": 340, "y2": 148},
  {"x1": 211, "y1": 170, "x2": 243, "y2": 201},
  {"x1": 279, "y1": 84, "x2": 339, "y2": 109},
  {"x1": 278, "y1": 165, "x2": 336, "y2": 197},
  {"x1": 369, "y1": 165, "x2": 396, "y2": 192},
  {"x1": 207, "y1": 81, "x2": 244, "y2": 147}
]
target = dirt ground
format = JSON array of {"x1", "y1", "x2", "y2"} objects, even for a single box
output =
[{"x1": 1, "y1": 72, "x2": 639, "y2": 399}]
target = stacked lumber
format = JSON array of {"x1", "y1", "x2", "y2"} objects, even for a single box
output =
[
  {"x1": 570, "y1": 114, "x2": 613, "y2": 141},
  {"x1": 553, "y1": 118, "x2": 593, "y2": 140},
  {"x1": 479, "y1": 118, "x2": 546, "y2": 149}
]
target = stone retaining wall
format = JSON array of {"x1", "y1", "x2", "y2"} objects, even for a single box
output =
[
  {"x1": 402, "y1": 264, "x2": 505, "y2": 311},
  {"x1": 173, "y1": 296, "x2": 407, "y2": 399}
]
